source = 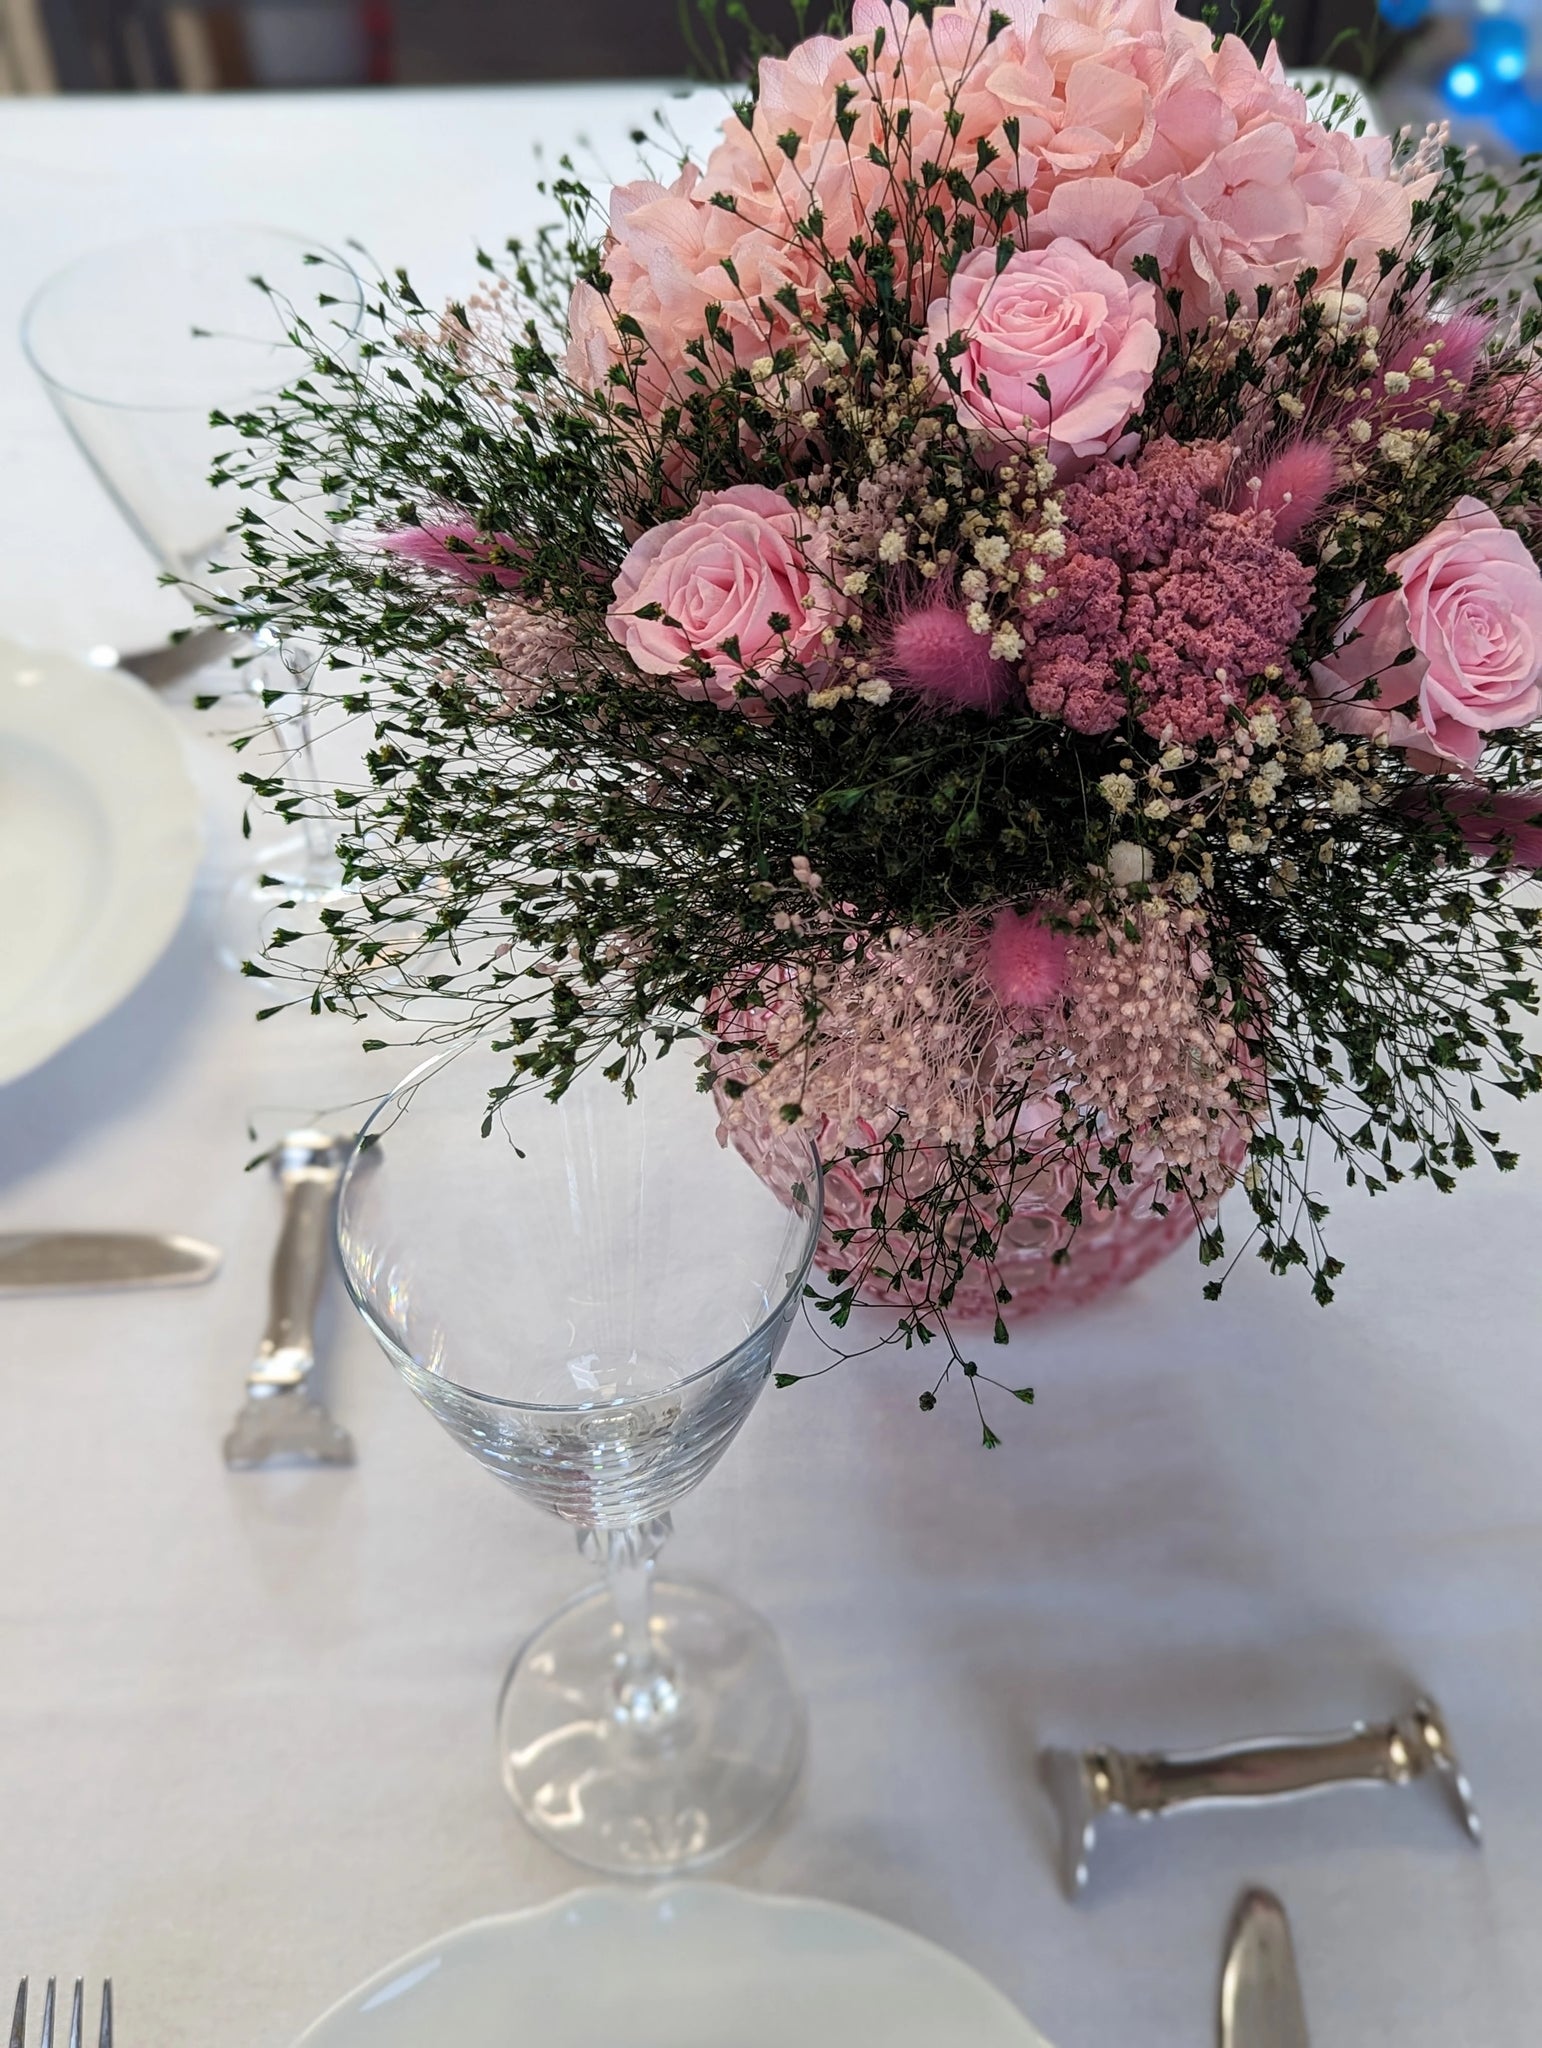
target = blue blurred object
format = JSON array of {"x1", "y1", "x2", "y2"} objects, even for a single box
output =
[
  {"x1": 1427, "y1": 9, "x2": 1542, "y2": 131},
  {"x1": 1473, "y1": 14, "x2": 1530, "y2": 81},
  {"x1": 1379, "y1": 0, "x2": 1430, "y2": 28},
  {"x1": 1444, "y1": 56, "x2": 1488, "y2": 102},
  {"x1": 1493, "y1": 90, "x2": 1542, "y2": 148}
]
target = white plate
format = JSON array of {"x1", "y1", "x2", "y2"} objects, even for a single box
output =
[
  {"x1": 293, "y1": 1883, "x2": 1054, "y2": 2048},
  {"x1": 0, "y1": 638, "x2": 201, "y2": 1083}
]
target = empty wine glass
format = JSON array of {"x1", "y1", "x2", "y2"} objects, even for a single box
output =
[
  {"x1": 21, "y1": 223, "x2": 364, "y2": 951},
  {"x1": 337, "y1": 1041, "x2": 823, "y2": 1875}
]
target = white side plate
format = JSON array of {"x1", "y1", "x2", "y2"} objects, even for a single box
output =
[
  {"x1": 293, "y1": 1882, "x2": 1054, "y2": 2048},
  {"x1": 0, "y1": 638, "x2": 201, "y2": 1083}
]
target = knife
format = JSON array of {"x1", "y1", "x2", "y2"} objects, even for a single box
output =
[
  {"x1": 118, "y1": 623, "x2": 248, "y2": 688},
  {"x1": 0, "y1": 1232, "x2": 222, "y2": 1295},
  {"x1": 1220, "y1": 1888, "x2": 1310, "y2": 2048}
]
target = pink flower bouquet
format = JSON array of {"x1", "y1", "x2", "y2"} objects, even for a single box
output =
[{"x1": 224, "y1": 0, "x2": 1542, "y2": 1425}]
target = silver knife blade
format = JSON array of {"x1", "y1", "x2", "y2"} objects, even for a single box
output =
[
  {"x1": 1221, "y1": 1888, "x2": 1310, "y2": 2048},
  {"x1": 118, "y1": 623, "x2": 247, "y2": 688},
  {"x1": 0, "y1": 1232, "x2": 222, "y2": 1295}
]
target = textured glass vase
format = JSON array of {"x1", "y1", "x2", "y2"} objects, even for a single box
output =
[
  {"x1": 720, "y1": 1110, "x2": 1225, "y2": 1318},
  {"x1": 712, "y1": 1043, "x2": 1248, "y2": 1320}
]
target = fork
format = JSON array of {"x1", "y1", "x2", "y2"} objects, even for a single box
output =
[{"x1": 9, "y1": 1980, "x2": 112, "y2": 2048}]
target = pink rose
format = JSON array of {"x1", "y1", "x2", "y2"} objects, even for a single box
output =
[
  {"x1": 606, "y1": 484, "x2": 835, "y2": 711},
  {"x1": 1315, "y1": 498, "x2": 1542, "y2": 769},
  {"x1": 924, "y1": 240, "x2": 1160, "y2": 473}
]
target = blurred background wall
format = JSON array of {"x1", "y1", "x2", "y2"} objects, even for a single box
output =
[
  {"x1": 0, "y1": 0, "x2": 1381, "y2": 94},
  {"x1": 5, "y1": 0, "x2": 1530, "y2": 164}
]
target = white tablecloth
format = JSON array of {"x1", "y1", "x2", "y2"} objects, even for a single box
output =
[{"x1": 3, "y1": 84, "x2": 1542, "y2": 2048}]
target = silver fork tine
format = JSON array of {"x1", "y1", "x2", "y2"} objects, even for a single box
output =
[
  {"x1": 97, "y1": 1983, "x2": 112, "y2": 2048},
  {"x1": 9, "y1": 1982, "x2": 25, "y2": 2048},
  {"x1": 67, "y1": 1982, "x2": 82, "y2": 2048},
  {"x1": 39, "y1": 1980, "x2": 54, "y2": 2048}
]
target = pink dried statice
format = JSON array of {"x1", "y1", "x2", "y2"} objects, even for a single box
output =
[
  {"x1": 1020, "y1": 440, "x2": 1312, "y2": 744},
  {"x1": 1046, "y1": 437, "x2": 1232, "y2": 567},
  {"x1": 480, "y1": 598, "x2": 577, "y2": 710}
]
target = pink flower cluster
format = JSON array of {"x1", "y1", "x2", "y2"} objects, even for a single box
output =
[
  {"x1": 567, "y1": 0, "x2": 1416, "y2": 406},
  {"x1": 1058, "y1": 894, "x2": 1257, "y2": 1194},
  {"x1": 1021, "y1": 439, "x2": 1312, "y2": 742},
  {"x1": 481, "y1": 599, "x2": 576, "y2": 711}
]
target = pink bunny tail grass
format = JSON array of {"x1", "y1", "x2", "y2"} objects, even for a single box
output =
[
  {"x1": 1374, "y1": 312, "x2": 1494, "y2": 432},
  {"x1": 1240, "y1": 442, "x2": 1337, "y2": 549},
  {"x1": 888, "y1": 596, "x2": 1015, "y2": 714},
  {"x1": 1392, "y1": 310, "x2": 1492, "y2": 389},
  {"x1": 984, "y1": 908, "x2": 1071, "y2": 1013},
  {"x1": 378, "y1": 521, "x2": 526, "y2": 588},
  {"x1": 1424, "y1": 311, "x2": 1494, "y2": 390},
  {"x1": 1428, "y1": 788, "x2": 1542, "y2": 868}
]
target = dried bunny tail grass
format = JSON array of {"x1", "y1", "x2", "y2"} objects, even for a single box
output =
[
  {"x1": 1059, "y1": 893, "x2": 1263, "y2": 1200},
  {"x1": 707, "y1": 914, "x2": 1010, "y2": 1164}
]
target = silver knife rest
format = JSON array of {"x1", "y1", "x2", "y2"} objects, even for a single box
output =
[{"x1": 1040, "y1": 1695, "x2": 1481, "y2": 1899}]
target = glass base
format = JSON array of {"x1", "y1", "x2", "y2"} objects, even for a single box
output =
[
  {"x1": 218, "y1": 832, "x2": 355, "y2": 974},
  {"x1": 497, "y1": 1575, "x2": 804, "y2": 1877}
]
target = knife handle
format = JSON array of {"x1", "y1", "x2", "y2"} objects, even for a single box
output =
[{"x1": 249, "y1": 1137, "x2": 349, "y2": 1392}]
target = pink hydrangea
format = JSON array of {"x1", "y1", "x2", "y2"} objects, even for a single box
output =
[
  {"x1": 1020, "y1": 438, "x2": 1313, "y2": 742},
  {"x1": 1012, "y1": 1, "x2": 1422, "y2": 324},
  {"x1": 568, "y1": 0, "x2": 1418, "y2": 409},
  {"x1": 565, "y1": 163, "x2": 821, "y2": 415}
]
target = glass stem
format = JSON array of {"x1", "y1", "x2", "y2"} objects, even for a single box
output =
[
  {"x1": 598, "y1": 1516, "x2": 680, "y2": 1731},
  {"x1": 275, "y1": 639, "x2": 336, "y2": 874},
  {"x1": 249, "y1": 632, "x2": 336, "y2": 882},
  {"x1": 280, "y1": 693, "x2": 335, "y2": 873}
]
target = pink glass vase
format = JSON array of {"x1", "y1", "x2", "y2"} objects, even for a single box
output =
[{"x1": 712, "y1": 1069, "x2": 1249, "y2": 1323}]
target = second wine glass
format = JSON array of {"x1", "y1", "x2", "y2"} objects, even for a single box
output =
[
  {"x1": 21, "y1": 223, "x2": 363, "y2": 955},
  {"x1": 337, "y1": 1042, "x2": 823, "y2": 1875}
]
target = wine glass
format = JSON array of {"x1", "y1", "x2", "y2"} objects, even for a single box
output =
[
  {"x1": 21, "y1": 223, "x2": 364, "y2": 950},
  {"x1": 336, "y1": 1041, "x2": 824, "y2": 1875}
]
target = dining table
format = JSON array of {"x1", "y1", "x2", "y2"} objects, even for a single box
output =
[{"x1": 3, "y1": 76, "x2": 1542, "y2": 2048}]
